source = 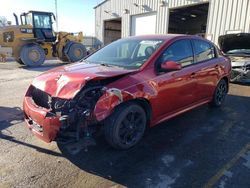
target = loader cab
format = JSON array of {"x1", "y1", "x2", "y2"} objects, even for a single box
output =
[{"x1": 20, "y1": 11, "x2": 56, "y2": 42}]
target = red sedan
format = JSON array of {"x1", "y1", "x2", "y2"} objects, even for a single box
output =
[{"x1": 23, "y1": 35, "x2": 231, "y2": 149}]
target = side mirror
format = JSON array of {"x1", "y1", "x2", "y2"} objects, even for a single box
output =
[{"x1": 160, "y1": 61, "x2": 182, "y2": 72}]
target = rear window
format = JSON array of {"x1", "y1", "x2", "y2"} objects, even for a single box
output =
[{"x1": 193, "y1": 40, "x2": 215, "y2": 62}]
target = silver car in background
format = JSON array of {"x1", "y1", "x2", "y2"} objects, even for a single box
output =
[{"x1": 219, "y1": 33, "x2": 250, "y2": 83}]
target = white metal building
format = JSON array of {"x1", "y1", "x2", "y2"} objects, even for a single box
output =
[{"x1": 94, "y1": 0, "x2": 250, "y2": 45}]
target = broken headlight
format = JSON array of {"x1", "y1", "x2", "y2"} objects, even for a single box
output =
[{"x1": 52, "y1": 98, "x2": 75, "y2": 112}]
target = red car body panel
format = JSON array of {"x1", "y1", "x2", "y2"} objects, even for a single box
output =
[
  {"x1": 31, "y1": 63, "x2": 135, "y2": 99},
  {"x1": 23, "y1": 96, "x2": 60, "y2": 142},
  {"x1": 23, "y1": 35, "x2": 231, "y2": 143}
]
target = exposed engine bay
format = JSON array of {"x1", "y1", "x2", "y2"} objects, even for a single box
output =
[
  {"x1": 27, "y1": 76, "x2": 123, "y2": 152},
  {"x1": 229, "y1": 56, "x2": 250, "y2": 83},
  {"x1": 218, "y1": 33, "x2": 250, "y2": 83}
]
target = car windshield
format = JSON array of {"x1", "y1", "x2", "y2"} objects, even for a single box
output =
[
  {"x1": 227, "y1": 49, "x2": 250, "y2": 55},
  {"x1": 86, "y1": 38, "x2": 164, "y2": 69}
]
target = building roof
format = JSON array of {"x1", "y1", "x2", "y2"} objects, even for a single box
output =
[{"x1": 93, "y1": 0, "x2": 108, "y2": 9}]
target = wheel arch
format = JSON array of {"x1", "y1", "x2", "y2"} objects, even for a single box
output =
[
  {"x1": 221, "y1": 76, "x2": 229, "y2": 93},
  {"x1": 93, "y1": 89, "x2": 152, "y2": 124},
  {"x1": 131, "y1": 98, "x2": 152, "y2": 124}
]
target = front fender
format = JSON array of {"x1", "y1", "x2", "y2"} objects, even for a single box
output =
[
  {"x1": 93, "y1": 88, "x2": 135, "y2": 121},
  {"x1": 93, "y1": 78, "x2": 158, "y2": 121}
]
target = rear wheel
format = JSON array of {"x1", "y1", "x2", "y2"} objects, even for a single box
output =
[
  {"x1": 104, "y1": 103, "x2": 147, "y2": 149},
  {"x1": 20, "y1": 44, "x2": 46, "y2": 67},
  {"x1": 210, "y1": 79, "x2": 228, "y2": 107},
  {"x1": 65, "y1": 42, "x2": 87, "y2": 62}
]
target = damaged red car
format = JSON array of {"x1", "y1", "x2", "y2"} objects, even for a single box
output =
[{"x1": 23, "y1": 35, "x2": 231, "y2": 149}]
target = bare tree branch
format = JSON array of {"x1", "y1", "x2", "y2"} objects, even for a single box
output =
[{"x1": 0, "y1": 16, "x2": 8, "y2": 27}]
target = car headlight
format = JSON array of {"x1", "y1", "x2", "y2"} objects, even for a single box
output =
[{"x1": 52, "y1": 98, "x2": 75, "y2": 112}]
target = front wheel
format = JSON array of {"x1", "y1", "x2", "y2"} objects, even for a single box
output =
[
  {"x1": 210, "y1": 79, "x2": 228, "y2": 107},
  {"x1": 104, "y1": 103, "x2": 147, "y2": 149}
]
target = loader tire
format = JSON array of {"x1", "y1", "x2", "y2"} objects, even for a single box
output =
[
  {"x1": 20, "y1": 44, "x2": 46, "y2": 67},
  {"x1": 66, "y1": 42, "x2": 87, "y2": 62}
]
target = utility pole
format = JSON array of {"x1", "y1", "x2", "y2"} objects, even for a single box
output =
[{"x1": 55, "y1": 0, "x2": 58, "y2": 31}]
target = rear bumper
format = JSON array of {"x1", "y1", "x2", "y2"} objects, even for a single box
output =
[{"x1": 23, "y1": 96, "x2": 60, "y2": 143}]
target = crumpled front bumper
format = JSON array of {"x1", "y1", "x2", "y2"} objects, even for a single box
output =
[{"x1": 23, "y1": 96, "x2": 60, "y2": 143}]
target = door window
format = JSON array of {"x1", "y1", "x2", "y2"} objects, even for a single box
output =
[
  {"x1": 193, "y1": 40, "x2": 215, "y2": 62},
  {"x1": 158, "y1": 40, "x2": 194, "y2": 67}
]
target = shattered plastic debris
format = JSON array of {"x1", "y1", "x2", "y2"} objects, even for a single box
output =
[{"x1": 107, "y1": 88, "x2": 123, "y2": 102}]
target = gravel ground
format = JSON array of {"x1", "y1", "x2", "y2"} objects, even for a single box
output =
[{"x1": 0, "y1": 60, "x2": 250, "y2": 188}]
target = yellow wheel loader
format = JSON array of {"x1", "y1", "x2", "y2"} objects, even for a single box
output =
[{"x1": 0, "y1": 11, "x2": 87, "y2": 67}]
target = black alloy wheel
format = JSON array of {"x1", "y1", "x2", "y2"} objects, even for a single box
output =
[
  {"x1": 211, "y1": 79, "x2": 228, "y2": 107},
  {"x1": 104, "y1": 103, "x2": 147, "y2": 149}
]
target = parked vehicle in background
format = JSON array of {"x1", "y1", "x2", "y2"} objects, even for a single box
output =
[
  {"x1": 82, "y1": 36, "x2": 102, "y2": 54},
  {"x1": 0, "y1": 11, "x2": 87, "y2": 67},
  {"x1": 219, "y1": 33, "x2": 250, "y2": 83},
  {"x1": 23, "y1": 35, "x2": 231, "y2": 149}
]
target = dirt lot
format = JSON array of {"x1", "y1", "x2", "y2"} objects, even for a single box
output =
[{"x1": 0, "y1": 61, "x2": 250, "y2": 188}]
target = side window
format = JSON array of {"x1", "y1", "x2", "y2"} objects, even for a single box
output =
[
  {"x1": 159, "y1": 40, "x2": 194, "y2": 67},
  {"x1": 193, "y1": 40, "x2": 215, "y2": 62}
]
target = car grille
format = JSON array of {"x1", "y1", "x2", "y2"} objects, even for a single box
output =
[{"x1": 31, "y1": 87, "x2": 51, "y2": 109}]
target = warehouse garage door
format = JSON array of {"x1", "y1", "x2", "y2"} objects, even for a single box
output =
[
  {"x1": 168, "y1": 3, "x2": 209, "y2": 37},
  {"x1": 131, "y1": 12, "x2": 157, "y2": 36},
  {"x1": 104, "y1": 18, "x2": 121, "y2": 45}
]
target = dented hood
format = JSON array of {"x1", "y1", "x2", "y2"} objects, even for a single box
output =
[
  {"x1": 218, "y1": 33, "x2": 250, "y2": 53},
  {"x1": 31, "y1": 62, "x2": 135, "y2": 99}
]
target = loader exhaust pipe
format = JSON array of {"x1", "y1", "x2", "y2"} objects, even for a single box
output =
[{"x1": 13, "y1": 13, "x2": 19, "y2": 25}]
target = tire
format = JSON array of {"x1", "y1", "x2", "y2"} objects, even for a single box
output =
[
  {"x1": 210, "y1": 79, "x2": 228, "y2": 107},
  {"x1": 104, "y1": 102, "x2": 147, "y2": 150},
  {"x1": 65, "y1": 42, "x2": 87, "y2": 62},
  {"x1": 20, "y1": 44, "x2": 46, "y2": 67}
]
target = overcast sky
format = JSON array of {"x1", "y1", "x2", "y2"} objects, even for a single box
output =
[{"x1": 0, "y1": 0, "x2": 103, "y2": 36}]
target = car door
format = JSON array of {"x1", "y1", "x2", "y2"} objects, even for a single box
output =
[
  {"x1": 153, "y1": 39, "x2": 198, "y2": 118},
  {"x1": 192, "y1": 39, "x2": 221, "y2": 101}
]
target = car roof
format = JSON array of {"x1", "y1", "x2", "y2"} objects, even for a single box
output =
[{"x1": 122, "y1": 34, "x2": 205, "y2": 42}]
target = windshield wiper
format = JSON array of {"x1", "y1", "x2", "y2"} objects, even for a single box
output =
[
  {"x1": 80, "y1": 59, "x2": 90, "y2": 63},
  {"x1": 100, "y1": 63, "x2": 113, "y2": 67},
  {"x1": 99, "y1": 63, "x2": 125, "y2": 69}
]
